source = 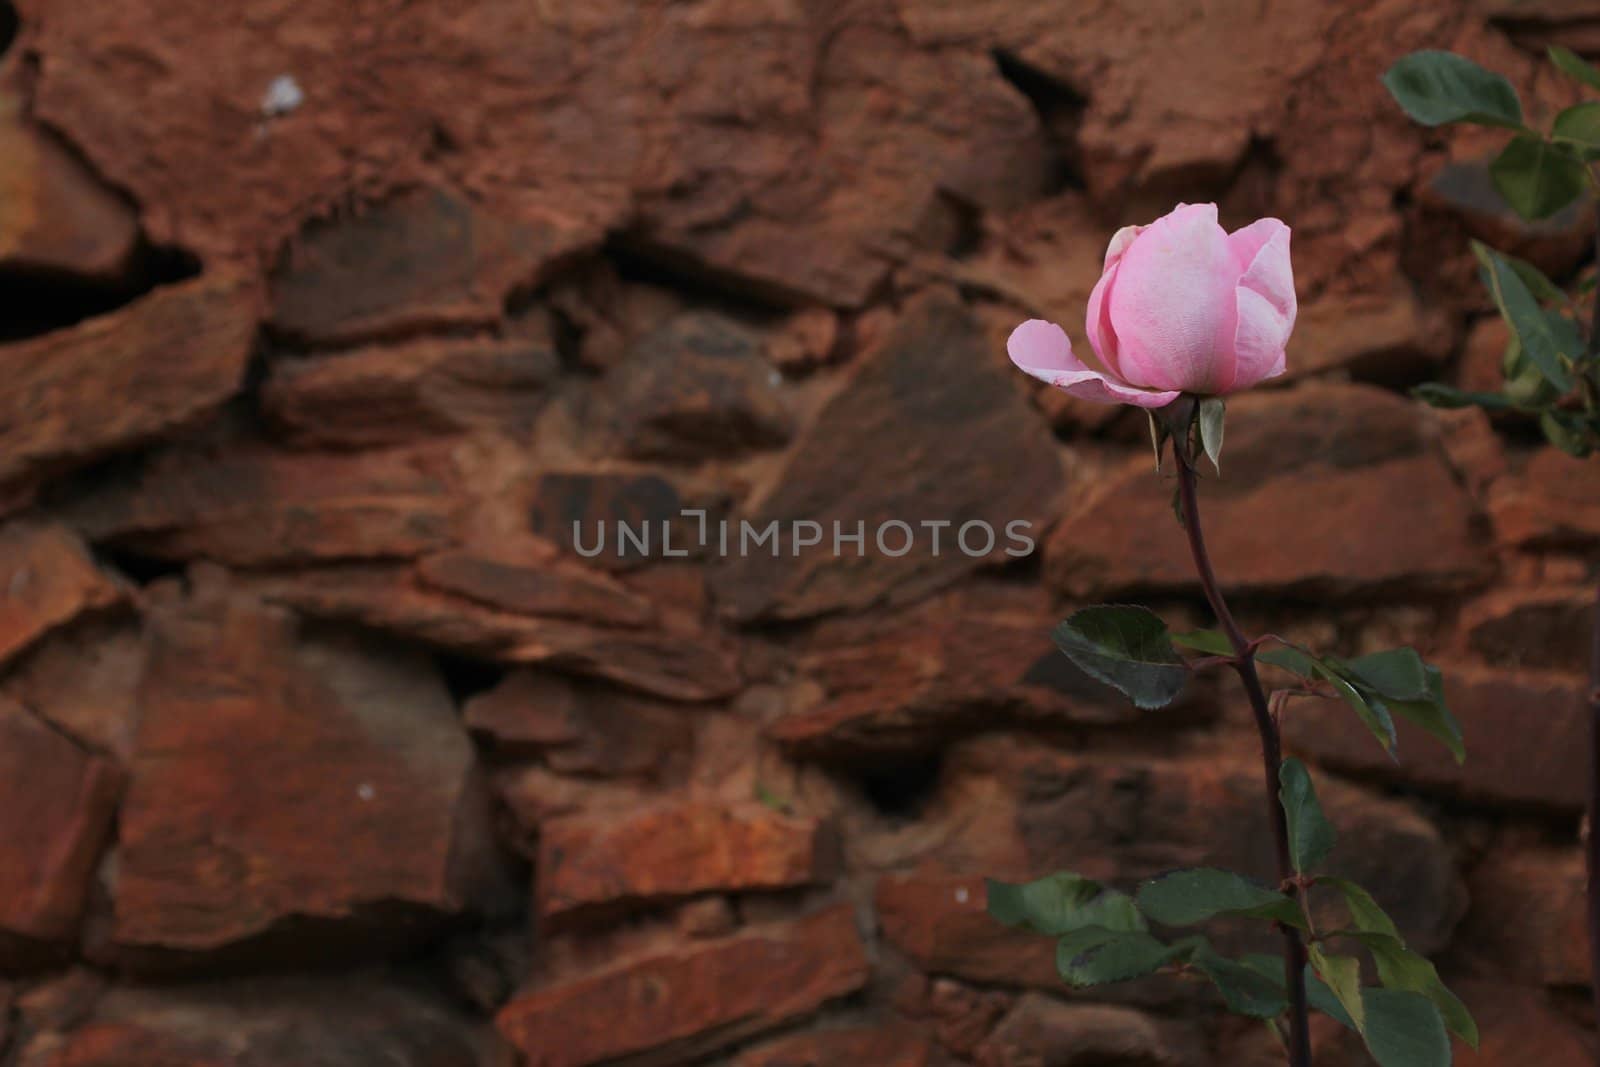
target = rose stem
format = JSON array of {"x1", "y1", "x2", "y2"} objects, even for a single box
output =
[
  {"x1": 1173, "y1": 442, "x2": 1312, "y2": 1067},
  {"x1": 1587, "y1": 224, "x2": 1600, "y2": 1047}
]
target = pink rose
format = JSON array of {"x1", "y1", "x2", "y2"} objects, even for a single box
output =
[{"x1": 1007, "y1": 203, "x2": 1295, "y2": 409}]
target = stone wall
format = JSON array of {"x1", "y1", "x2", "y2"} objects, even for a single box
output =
[{"x1": 0, "y1": 0, "x2": 1597, "y2": 1064}]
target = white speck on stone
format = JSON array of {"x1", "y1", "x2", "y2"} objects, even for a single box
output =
[
  {"x1": 261, "y1": 75, "x2": 305, "y2": 118},
  {"x1": 356, "y1": 783, "x2": 375, "y2": 802},
  {"x1": 767, "y1": 369, "x2": 783, "y2": 387},
  {"x1": 954, "y1": 887, "x2": 970, "y2": 904}
]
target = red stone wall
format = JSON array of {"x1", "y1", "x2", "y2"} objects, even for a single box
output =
[{"x1": 0, "y1": 1, "x2": 1596, "y2": 1064}]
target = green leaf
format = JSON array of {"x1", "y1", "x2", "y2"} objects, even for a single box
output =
[
  {"x1": 1363, "y1": 988, "x2": 1451, "y2": 1067},
  {"x1": 1309, "y1": 945, "x2": 1367, "y2": 1035},
  {"x1": 1489, "y1": 135, "x2": 1589, "y2": 221},
  {"x1": 1541, "y1": 409, "x2": 1594, "y2": 456},
  {"x1": 1474, "y1": 241, "x2": 1574, "y2": 391},
  {"x1": 1239, "y1": 954, "x2": 1358, "y2": 1031},
  {"x1": 987, "y1": 872, "x2": 1096, "y2": 933},
  {"x1": 1384, "y1": 665, "x2": 1466, "y2": 764},
  {"x1": 1199, "y1": 397, "x2": 1226, "y2": 475},
  {"x1": 1316, "y1": 660, "x2": 1399, "y2": 756},
  {"x1": 1382, "y1": 50, "x2": 1524, "y2": 129},
  {"x1": 1055, "y1": 926, "x2": 1184, "y2": 987},
  {"x1": 1551, "y1": 44, "x2": 1600, "y2": 92},
  {"x1": 1279, "y1": 758, "x2": 1336, "y2": 874},
  {"x1": 1506, "y1": 252, "x2": 1569, "y2": 306},
  {"x1": 1322, "y1": 876, "x2": 1402, "y2": 939},
  {"x1": 1171, "y1": 628, "x2": 1233, "y2": 656},
  {"x1": 1411, "y1": 383, "x2": 1517, "y2": 411},
  {"x1": 1052, "y1": 606, "x2": 1189, "y2": 710},
  {"x1": 1191, "y1": 942, "x2": 1290, "y2": 1019},
  {"x1": 1135, "y1": 868, "x2": 1304, "y2": 928},
  {"x1": 1553, "y1": 100, "x2": 1600, "y2": 155},
  {"x1": 1258, "y1": 644, "x2": 1322, "y2": 678},
  {"x1": 1344, "y1": 648, "x2": 1430, "y2": 703},
  {"x1": 1353, "y1": 932, "x2": 1478, "y2": 1048}
]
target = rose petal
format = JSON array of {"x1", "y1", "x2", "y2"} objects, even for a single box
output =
[
  {"x1": 1084, "y1": 260, "x2": 1123, "y2": 375},
  {"x1": 1008, "y1": 318, "x2": 1181, "y2": 409},
  {"x1": 1229, "y1": 286, "x2": 1290, "y2": 391},
  {"x1": 1102, "y1": 225, "x2": 1142, "y2": 271},
  {"x1": 1106, "y1": 203, "x2": 1236, "y2": 394},
  {"x1": 1224, "y1": 220, "x2": 1295, "y2": 392}
]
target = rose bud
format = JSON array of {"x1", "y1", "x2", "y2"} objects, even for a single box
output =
[{"x1": 1007, "y1": 203, "x2": 1295, "y2": 408}]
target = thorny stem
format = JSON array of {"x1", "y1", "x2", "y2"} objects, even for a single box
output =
[{"x1": 1174, "y1": 443, "x2": 1311, "y2": 1067}]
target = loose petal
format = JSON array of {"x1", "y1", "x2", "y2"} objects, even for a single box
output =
[
  {"x1": 1229, "y1": 286, "x2": 1290, "y2": 391},
  {"x1": 1107, "y1": 203, "x2": 1237, "y2": 394},
  {"x1": 1008, "y1": 319, "x2": 1180, "y2": 409}
]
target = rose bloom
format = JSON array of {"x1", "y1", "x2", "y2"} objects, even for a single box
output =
[{"x1": 1007, "y1": 203, "x2": 1295, "y2": 409}]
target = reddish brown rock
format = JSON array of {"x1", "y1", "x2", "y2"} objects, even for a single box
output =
[
  {"x1": 463, "y1": 669, "x2": 691, "y2": 778},
  {"x1": 1461, "y1": 586, "x2": 1594, "y2": 672},
  {"x1": 1490, "y1": 447, "x2": 1600, "y2": 550},
  {"x1": 0, "y1": 89, "x2": 138, "y2": 282},
  {"x1": 270, "y1": 186, "x2": 578, "y2": 346},
  {"x1": 526, "y1": 470, "x2": 725, "y2": 572},
  {"x1": 1047, "y1": 383, "x2": 1492, "y2": 600},
  {"x1": 62, "y1": 443, "x2": 463, "y2": 568},
  {"x1": 877, "y1": 872, "x2": 1060, "y2": 990},
  {"x1": 1282, "y1": 665, "x2": 1586, "y2": 811},
  {"x1": 734, "y1": 1026, "x2": 935, "y2": 1067},
  {"x1": 418, "y1": 551, "x2": 655, "y2": 629},
  {"x1": 1463, "y1": 847, "x2": 1588, "y2": 988},
  {"x1": 0, "y1": 276, "x2": 256, "y2": 501},
  {"x1": 947, "y1": 741, "x2": 1463, "y2": 956},
  {"x1": 0, "y1": 523, "x2": 123, "y2": 668},
  {"x1": 764, "y1": 307, "x2": 840, "y2": 373},
  {"x1": 1453, "y1": 981, "x2": 1594, "y2": 1066},
  {"x1": 495, "y1": 904, "x2": 871, "y2": 1066},
  {"x1": 262, "y1": 335, "x2": 560, "y2": 448},
  {"x1": 246, "y1": 563, "x2": 741, "y2": 701},
  {"x1": 605, "y1": 312, "x2": 793, "y2": 461},
  {"x1": 710, "y1": 293, "x2": 1063, "y2": 621},
  {"x1": 1285, "y1": 288, "x2": 1452, "y2": 384},
  {"x1": 2, "y1": 616, "x2": 144, "y2": 762},
  {"x1": 538, "y1": 802, "x2": 834, "y2": 919},
  {"x1": 976, "y1": 995, "x2": 1193, "y2": 1067},
  {"x1": 14, "y1": 978, "x2": 486, "y2": 1067},
  {"x1": 771, "y1": 586, "x2": 1166, "y2": 760},
  {"x1": 110, "y1": 578, "x2": 510, "y2": 962},
  {"x1": 0, "y1": 699, "x2": 120, "y2": 955}
]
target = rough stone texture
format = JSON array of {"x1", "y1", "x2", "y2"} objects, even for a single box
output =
[
  {"x1": 976, "y1": 995, "x2": 1193, "y2": 1067},
  {"x1": 463, "y1": 668, "x2": 691, "y2": 777},
  {"x1": 0, "y1": 0, "x2": 1596, "y2": 1059},
  {"x1": 734, "y1": 1026, "x2": 934, "y2": 1067},
  {"x1": 59, "y1": 443, "x2": 465, "y2": 568},
  {"x1": 538, "y1": 802, "x2": 835, "y2": 918},
  {"x1": 0, "y1": 699, "x2": 120, "y2": 954},
  {"x1": 13, "y1": 979, "x2": 488, "y2": 1067},
  {"x1": 1463, "y1": 846, "x2": 1590, "y2": 988},
  {"x1": 769, "y1": 585, "x2": 1170, "y2": 761},
  {"x1": 0, "y1": 276, "x2": 257, "y2": 503},
  {"x1": 1490, "y1": 447, "x2": 1600, "y2": 550},
  {"x1": 110, "y1": 574, "x2": 511, "y2": 963},
  {"x1": 1283, "y1": 665, "x2": 1588, "y2": 811},
  {"x1": 0, "y1": 523, "x2": 124, "y2": 668},
  {"x1": 710, "y1": 293, "x2": 1063, "y2": 621},
  {"x1": 606, "y1": 312, "x2": 794, "y2": 462},
  {"x1": 262, "y1": 335, "x2": 562, "y2": 448},
  {"x1": 0, "y1": 89, "x2": 138, "y2": 282},
  {"x1": 496, "y1": 905, "x2": 871, "y2": 1066},
  {"x1": 1047, "y1": 383, "x2": 1494, "y2": 599}
]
